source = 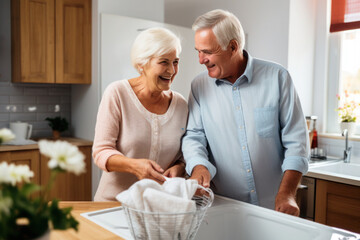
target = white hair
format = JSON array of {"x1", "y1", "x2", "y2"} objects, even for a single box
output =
[
  {"x1": 192, "y1": 9, "x2": 245, "y2": 52},
  {"x1": 131, "y1": 27, "x2": 182, "y2": 72}
]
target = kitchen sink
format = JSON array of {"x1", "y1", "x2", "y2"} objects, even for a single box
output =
[
  {"x1": 196, "y1": 196, "x2": 360, "y2": 240},
  {"x1": 310, "y1": 162, "x2": 360, "y2": 178}
]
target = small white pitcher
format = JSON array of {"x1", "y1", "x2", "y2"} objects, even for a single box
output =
[{"x1": 9, "y1": 121, "x2": 33, "y2": 142}]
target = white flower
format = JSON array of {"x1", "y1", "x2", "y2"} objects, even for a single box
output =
[
  {"x1": 38, "y1": 140, "x2": 86, "y2": 175},
  {"x1": 0, "y1": 162, "x2": 11, "y2": 184},
  {"x1": 0, "y1": 128, "x2": 15, "y2": 144},
  {"x1": 0, "y1": 162, "x2": 34, "y2": 186}
]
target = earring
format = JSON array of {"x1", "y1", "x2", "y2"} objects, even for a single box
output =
[{"x1": 139, "y1": 68, "x2": 143, "y2": 72}]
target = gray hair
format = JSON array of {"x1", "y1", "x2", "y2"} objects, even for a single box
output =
[
  {"x1": 192, "y1": 9, "x2": 245, "y2": 52},
  {"x1": 131, "y1": 27, "x2": 182, "y2": 72}
]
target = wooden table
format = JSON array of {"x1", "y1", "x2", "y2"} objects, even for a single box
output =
[{"x1": 51, "y1": 202, "x2": 123, "y2": 240}]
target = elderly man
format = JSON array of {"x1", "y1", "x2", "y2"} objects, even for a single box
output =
[{"x1": 182, "y1": 9, "x2": 310, "y2": 216}]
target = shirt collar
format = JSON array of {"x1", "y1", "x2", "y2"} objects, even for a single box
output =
[{"x1": 215, "y1": 50, "x2": 254, "y2": 86}]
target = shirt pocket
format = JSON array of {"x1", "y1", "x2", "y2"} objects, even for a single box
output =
[{"x1": 254, "y1": 107, "x2": 277, "y2": 138}]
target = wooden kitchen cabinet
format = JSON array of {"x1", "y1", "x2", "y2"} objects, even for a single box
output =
[
  {"x1": 40, "y1": 146, "x2": 92, "y2": 201},
  {"x1": 315, "y1": 179, "x2": 360, "y2": 233},
  {"x1": 0, "y1": 138, "x2": 92, "y2": 201},
  {"x1": 0, "y1": 150, "x2": 40, "y2": 185},
  {"x1": 11, "y1": 0, "x2": 91, "y2": 84}
]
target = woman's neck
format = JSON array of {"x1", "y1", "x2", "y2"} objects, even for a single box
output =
[{"x1": 129, "y1": 77, "x2": 171, "y2": 110}]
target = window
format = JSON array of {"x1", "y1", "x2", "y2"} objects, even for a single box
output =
[
  {"x1": 327, "y1": 29, "x2": 360, "y2": 134},
  {"x1": 326, "y1": 0, "x2": 360, "y2": 134}
]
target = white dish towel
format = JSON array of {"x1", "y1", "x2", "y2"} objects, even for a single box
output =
[
  {"x1": 116, "y1": 177, "x2": 198, "y2": 211},
  {"x1": 116, "y1": 177, "x2": 198, "y2": 240}
]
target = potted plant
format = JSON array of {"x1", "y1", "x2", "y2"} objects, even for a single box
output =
[
  {"x1": 45, "y1": 117, "x2": 69, "y2": 139},
  {"x1": 0, "y1": 131, "x2": 85, "y2": 240},
  {"x1": 336, "y1": 91, "x2": 360, "y2": 135}
]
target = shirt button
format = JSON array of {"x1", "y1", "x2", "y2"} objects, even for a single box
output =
[
  {"x1": 251, "y1": 189, "x2": 255, "y2": 193},
  {"x1": 239, "y1": 125, "x2": 243, "y2": 129},
  {"x1": 247, "y1": 169, "x2": 250, "y2": 173},
  {"x1": 155, "y1": 132, "x2": 158, "y2": 135},
  {"x1": 236, "y1": 106, "x2": 241, "y2": 110},
  {"x1": 233, "y1": 87, "x2": 237, "y2": 90},
  {"x1": 242, "y1": 146, "x2": 246, "y2": 150}
]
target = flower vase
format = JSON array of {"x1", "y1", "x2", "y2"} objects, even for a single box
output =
[{"x1": 340, "y1": 122, "x2": 356, "y2": 135}]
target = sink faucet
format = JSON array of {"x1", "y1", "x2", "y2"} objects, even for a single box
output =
[{"x1": 342, "y1": 129, "x2": 352, "y2": 163}]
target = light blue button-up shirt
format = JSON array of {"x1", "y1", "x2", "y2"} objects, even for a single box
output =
[{"x1": 182, "y1": 51, "x2": 310, "y2": 209}]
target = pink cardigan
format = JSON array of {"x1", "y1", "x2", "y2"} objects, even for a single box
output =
[{"x1": 93, "y1": 80, "x2": 188, "y2": 201}]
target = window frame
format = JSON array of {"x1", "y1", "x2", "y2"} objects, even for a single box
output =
[{"x1": 326, "y1": 30, "x2": 360, "y2": 135}]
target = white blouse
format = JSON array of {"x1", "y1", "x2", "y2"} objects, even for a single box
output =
[{"x1": 93, "y1": 79, "x2": 188, "y2": 201}]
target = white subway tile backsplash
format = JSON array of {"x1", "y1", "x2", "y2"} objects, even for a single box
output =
[
  {"x1": 10, "y1": 95, "x2": 36, "y2": 104},
  {"x1": 36, "y1": 96, "x2": 61, "y2": 104},
  {"x1": 61, "y1": 112, "x2": 71, "y2": 123},
  {"x1": 0, "y1": 104, "x2": 23, "y2": 112},
  {"x1": 0, "y1": 96, "x2": 9, "y2": 103},
  {"x1": 23, "y1": 104, "x2": 48, "y2": 113},
  {"x1": 0, "y1": 82, "x2": 10, "y2": 87},
  {"x1": 24, "y1": 87, "x2": 49, "y2": 96},
  {"x1": 30, "y1": 121, "x2": 50, "y2": 130},
  {"x1": 10, "y1": 112, "x2": 37, "y2": 122},
  {"x1": 319, "y1": 136, "x2": 360, "y2": 164},
  {"x1": 49, "y1": 87, "x2": 71, "y2": 96},
  {"x1": 36, "y1": 112, "x2": 62, "y2": 122},
  {"x1": 61, "y1": 95, "x2": 71, "y2": 103},
  {"x1": 0, "y1": 86, "x2": 23, "y2": 96},
  {"x1": 48, "y1": 104, "x2": 70, "y2": 112},
  {"x1": 32, "y1": 129, "x2": 52, "y2": 138},
  {"x1": 0, "y1": 113, "x2": 9, "y2": 122}
]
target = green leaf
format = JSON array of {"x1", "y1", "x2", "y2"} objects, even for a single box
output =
[
  {"x1": 20, "y1": 183, "x2": 41, "y2": 197},
  {"x1": 49, "y1": 199, "x2": 79, "y2": 231}
]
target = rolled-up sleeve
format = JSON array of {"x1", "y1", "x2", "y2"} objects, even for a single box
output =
[
  {"x1": 182, "y1": 82, "x2": 217, "y2": 178},
  {"x1": 279, "y1": 70, "x2": 310, "y2": 175}
]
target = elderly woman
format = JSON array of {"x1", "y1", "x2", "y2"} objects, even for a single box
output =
[{"x1": 93, "y1": 28, "x2": 188, "y2": 201}]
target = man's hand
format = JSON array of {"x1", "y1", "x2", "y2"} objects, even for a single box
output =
[
  {"x1": 275, "y1": 191, "x2": 300, "y2": 216},
  {"x1": 275, "y1": 170, "x2": 302, "y2": 216},
  {"x1": 163, "y1": 161, "x2": 185, "y2": 178},
  {"x1": 190, "y1": 165, "x2": 211, "y2": 188}
]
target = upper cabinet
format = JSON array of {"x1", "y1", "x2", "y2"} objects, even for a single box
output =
[{"x1": 11, "y1": 0, "x2": 91, "y2": 84}]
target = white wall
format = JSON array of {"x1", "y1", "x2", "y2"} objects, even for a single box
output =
[
  {"x1": 71, "y1": 0, "x2": 164, "y2": 199},
  {"x1": 165, "y1": 0, "x2": 290, "y2": 67},
  {"x1": 288, "y1": 0, "x2": 317, "y2": 116}
]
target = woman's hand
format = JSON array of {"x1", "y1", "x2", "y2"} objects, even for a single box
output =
[
  {"x1": 131, "y1": 158, "x2": 166, "y2": 183},
  {"x1": 163, "y1": 161, "x2": 186, "y2": 178}
]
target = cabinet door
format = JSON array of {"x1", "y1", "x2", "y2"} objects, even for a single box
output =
[
  {"x1": 315, "y1": 179, "x2": 360, "y2": 233},
  {"x1": 40, "y1": 146, "x2": 92, "y2": 200},
  {"x1": 11, "y1": 0, "x2": 55, "y2": 83},
  {"x1": 0, "y1": 150, "x2": 40, "y2": 185},
  {"x1": 55, "y1": 0, "x2": 91, "y2": 84}
]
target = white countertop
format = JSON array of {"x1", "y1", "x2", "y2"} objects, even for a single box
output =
[{"x1": 306, "y1": 159, "x2": 360, "y2": 187}]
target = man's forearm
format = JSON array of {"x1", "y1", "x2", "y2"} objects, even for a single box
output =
[{"x1": 278, "y1": 170, "x2": 302, "y2": 196}]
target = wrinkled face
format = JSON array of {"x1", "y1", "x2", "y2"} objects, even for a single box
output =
[
  {"x1": 195, "y1": 28, "x2": 234, "y2": 80},
  {"x1": 142, "y1": 50, "x2": 179, "y2": 92}
]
